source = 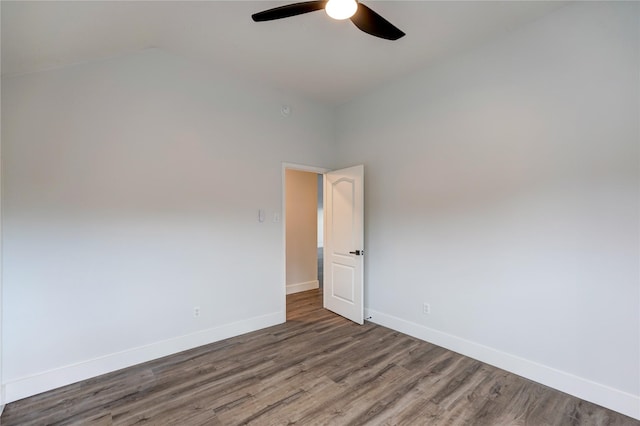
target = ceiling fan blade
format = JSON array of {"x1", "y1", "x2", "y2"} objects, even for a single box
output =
[
  {"x1": 350, "y1": 3, "x2": 405, "y2": 40},
  {"x1": 252, "y1": 1, "x2": 327, "y2": 22}
]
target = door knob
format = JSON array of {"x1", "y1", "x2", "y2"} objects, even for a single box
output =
[{"x1": 349, "y1": 250, "x2": 363, "y2": 256}]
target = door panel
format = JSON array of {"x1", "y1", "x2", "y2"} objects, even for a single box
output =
[
  {"x1": 324, "y1": 165, "x2": 364, "y2": 324},
  {"x1": 332, "y1": 263, "x2": 355, "y2": 302}
]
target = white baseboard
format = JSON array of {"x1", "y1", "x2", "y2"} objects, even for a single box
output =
[
  {"x1": 286, "y1": 280, "x2": 319, "y2": 295},
  {"x1": 4, "y1": 311, "x2": 284, "y2": 404},
  {"x1": 365, "y1": 308, "x2": 640, "y2": 421}
]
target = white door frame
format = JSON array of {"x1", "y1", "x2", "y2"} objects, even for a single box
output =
[
  {"x1": 1, "y1": 116, "x2": 4, "y2": 411},
  {"x1": 1, "y1": 109, "x2": 4, "y2": 412},
  {"x1": 281, "y1": 162, "x2": 330, "y2": 317}
]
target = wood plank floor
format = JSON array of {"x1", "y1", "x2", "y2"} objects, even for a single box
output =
[{"x1": 2, "y1": 289, "x2": 637, "y2": 425}]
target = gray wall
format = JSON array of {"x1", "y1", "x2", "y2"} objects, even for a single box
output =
[
  {"x1": 2, "y1": 48, "x2": 336, "y2": 401},
  {"x1": 336, "y1": 1, "x2": 639, "y2": 417}
]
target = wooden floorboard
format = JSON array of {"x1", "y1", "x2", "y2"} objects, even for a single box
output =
[{"x1": 2, "y1": 289, "x2": 637, "y2": 425}]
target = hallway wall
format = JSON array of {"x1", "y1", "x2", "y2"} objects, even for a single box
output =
[{"x1": 285, "y1": 169, "x2": 319, "y2": 294}]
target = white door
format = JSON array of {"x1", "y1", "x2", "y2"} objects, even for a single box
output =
[{"x1": 324, "y1": 165, "x2": 364, "y2": 324}]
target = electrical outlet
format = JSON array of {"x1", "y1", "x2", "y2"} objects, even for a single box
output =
[
  {"x1": 193, "y1": 307, "x2": 201, "y2": 318},
  {"x1": 423, "y1": 303, "x2": 430, "y2": 315}
]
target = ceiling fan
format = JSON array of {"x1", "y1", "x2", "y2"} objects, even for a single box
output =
[{"x1": 251, "y1": 0, "x2": 405, "y2": 41}]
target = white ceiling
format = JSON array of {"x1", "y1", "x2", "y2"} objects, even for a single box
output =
[{"x1": 1, "y1": 1, "x2": 568, "y2": 105}]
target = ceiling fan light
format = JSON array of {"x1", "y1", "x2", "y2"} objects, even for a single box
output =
[{"x1": 325, "y1": 0, "x2": 357, "y2": 20}]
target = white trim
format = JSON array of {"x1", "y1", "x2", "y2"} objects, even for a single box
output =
[
  {"x1": 365, "y1": 308, "x2": 640, "y2": 421},
  {"x1": 282, "y1": 162, "x2": 330, "y2": 175},
  {"x1": 4, "y1": 311, "x2": 283, "y2": 404},
  {"x1": 0, "y1": 25, "x2": 4, "y2": 407},
  {"x1": 286, "y1": 280, "x2": 319, "y2": 295}
]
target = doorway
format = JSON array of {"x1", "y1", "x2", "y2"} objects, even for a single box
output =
[
  {"x1": 282, "y1": 163, "x2": 329, "y2": 323},
  {"x1": 282, "y1": 163, "x2": 365, "y2": 325},
  {"x1": 284, "y1": 168, "x2": 324, "y2": 295}
]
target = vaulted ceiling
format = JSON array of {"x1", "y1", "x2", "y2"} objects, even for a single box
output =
[{"x1": 1, "y1": 1, "x2": 568, "y2": 105}]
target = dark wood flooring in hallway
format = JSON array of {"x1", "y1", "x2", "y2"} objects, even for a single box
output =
[{"x1": 2, "y1": 289, "x2": 637, "y2": 425}]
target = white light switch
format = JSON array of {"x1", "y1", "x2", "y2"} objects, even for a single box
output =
[
  {"x1": 273, "y1": 212, "x2": 280, "y2": 223},
  {"x1": 258, "y1": 209, "x2": 265, "y2": 222}
]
